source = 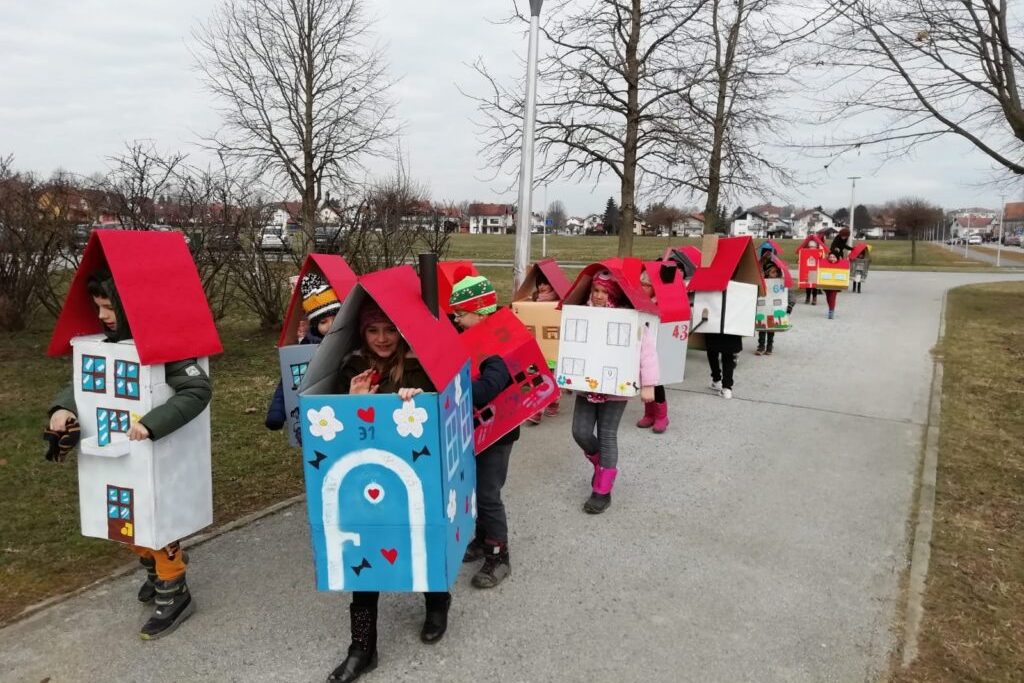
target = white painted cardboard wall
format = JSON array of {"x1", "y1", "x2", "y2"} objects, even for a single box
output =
[
  {"x1": 72, "y1": 335, "x2": 212, "y2": 550},
  {"x1": 691, "y1": 281, "x2": 758, "y2": 337},
  {"x1": 555, "y1": 305, "x2": 658, "y2": 397}
]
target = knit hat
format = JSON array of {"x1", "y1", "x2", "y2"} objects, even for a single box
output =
[
  {"x1": 590, "y1": 270, "x2": 622, "y2": 307},
  {"x1": 301, "y1": 272, "x2": 341, "y2": 325},
  {"x1": 449, "y1": 275, "x2": 498, "y2": 315},
  {"x1": 359, "y1": 299, "x2": 391, "y2": 336}
]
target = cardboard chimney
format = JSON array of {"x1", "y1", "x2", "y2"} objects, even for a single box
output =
[
  {"x1": 688, "y1": 235, "x2": 764, "y2": 338},
  {"x1": 48, "y1": 230, "x2": 222, "y2": 550},
  {"x1": 297, "y1": 266, "x2": 476, "y2": 592},
  {"x1": 276, "y1": 254, "x2": 357, "y2": 447},
  {"x1": 510, "y1": 258, "x2": 573, "y2": 369}
]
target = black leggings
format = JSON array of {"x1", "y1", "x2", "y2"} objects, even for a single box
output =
[
  {"x1": 654, "y1": 385, "x2": 666, "y2": 404},
  {"x1": 352, "y1": 591, "x2": 449, "y2": 609}
]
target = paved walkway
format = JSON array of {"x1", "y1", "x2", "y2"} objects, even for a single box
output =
[
  {"x1": 938, "y1": 241, "x2": 1024, "y2": 267},
  {"x1": 2, "y1": 271, "x2": 1021, "y2": 683}
]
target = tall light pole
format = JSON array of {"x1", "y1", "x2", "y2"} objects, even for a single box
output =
[
  {"x1": 997, "y1": 195, "x2": 1005, "y2": 267},
  {"x1": 513, "y1": 0, "x2": 544, "y2": 292},
  {"x1": 847, "y1": 176, "x2": 861, "y2": 243}
]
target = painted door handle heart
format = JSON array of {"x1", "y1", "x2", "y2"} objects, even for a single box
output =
[
  {"x1": 357, "y1": 407, "x2": 375, "y2": 423},
  {"x1": 380, "y1": 548, "x2": 398, "y2": 564}
]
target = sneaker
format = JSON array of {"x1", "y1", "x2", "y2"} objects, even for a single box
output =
[
  {"x1": 828, "y1": 310, "x2": 834, "y2": 319},
  {"x1": 720, "y1": 388, "x2": 733, "y2": 399},
  {"x1": 710, "y1": 380, "x2": 723, "y2": 391},
  {"x1": 472, "y1": 545, "x2": 510, "y2": 589}
]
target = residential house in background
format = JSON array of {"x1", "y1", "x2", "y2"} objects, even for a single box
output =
[
  {"x1": 566, "y1": 216, "x2": 584, "y2": 234},
  {"x1": 468, "y1": 203, "x2": 515, "y2": 234},
  {"x1": 582, "y1": 214, "x2": 603, "y2": 234},
  {"x1": 790, "y1": 208, "x2": 836, "y2": 239},
  {"x1": 1003, "y1": 202, "x2": 1024, "y2": 235},
  {"x1": 730, "y1": 210, "x2": 766, "y2": 238},
  {"x1": 671, "y1": 213, "x2": 705, "y2": 237},
  {"x1": 950, "y1": 214, "x2": 994, "y2": 238}
]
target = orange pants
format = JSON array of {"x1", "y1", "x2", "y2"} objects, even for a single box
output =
[{"x1": 129, "y1": 542, "x2": 186, "y2": 581}]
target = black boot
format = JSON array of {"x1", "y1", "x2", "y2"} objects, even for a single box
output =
[
  {"x1": 472, "y1": 542, "x2": 511, "y2": 589},
  {"x1": 462, "y1": 532, "x2": 485, "y2": 563},
  {"x1": 137, "y1": 557, "x2": 157, "y2": 603},
  {"x1": 139, "y1": 575, "x2": 194, "y2": 640},
  {"x1": 328, "y1": 604, "x2": 378, "y2": 682},
  {"x1": 420, "y1": 592, "x2": 450, "y2": 644}
]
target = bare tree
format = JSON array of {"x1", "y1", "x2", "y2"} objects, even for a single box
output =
[
  {"x1": 891, "y1": 196, "x2": 944, "y2": 263},
  {"x1": 820, "y1": 0, "x2": 1024, "y2": 176},
  {"x1": 100, "y1": 140, "x2": 187, "y2": 228},
  {"x1": 194, "y1": 0, "x2": 398, "y2": 253},
  {"x1": 0, "y1": 157, "x2": 71, "y2": 330},
  {"x1": 471, "y1": 0, "x2": 710, "y2": 256},
  {"x1": 547, "y1": 199, "x2": 567, "y2": 231}
]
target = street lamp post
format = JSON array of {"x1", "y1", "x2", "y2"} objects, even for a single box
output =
[
  {"x1": 513, "y1": 0, "x2": 544, "y2": 292},
  {"x1": 997, "y1": 195, "x2": 1005, "y2": 267},
  {"x1": 847, "y1": 176, "x2": 861, "y2": 243}
]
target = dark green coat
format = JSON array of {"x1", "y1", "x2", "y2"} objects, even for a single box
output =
[{"x1": 50, "y1": 359, "x2": 212, "y2": 441}]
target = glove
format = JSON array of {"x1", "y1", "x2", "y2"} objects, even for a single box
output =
[
  {"x1": 43, "y1": 420, "x2": 81, "y2": 462},
  {"x1": 265, "y1": 416, "x2": 285, "y2": 430}
]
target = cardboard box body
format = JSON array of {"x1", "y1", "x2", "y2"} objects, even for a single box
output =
[
  {"x1": 755, "y1": 278, "x2": 792, "y2": 331},
  {"x1": 852, "y1": 259, "x2": 870, "y2": 283},
  {"x1": 278, "y1": 344, "x2": 318, "y2": 447},
  {"x1": 555, "y1": 305, "x2": 658, "y2": 397},
  {"x1": 299, "y1": 364, "x2": 476, "y2": 592},
  {"x1": 816, "y1": 260, "x2": 851, "y2": 290},
  {"x1": 798, "y1": 249, "x2": 823, "y2": 289},
  {"x1": 510, "y1": 300, "x2": 562, "y2": 370},
  {"x1": 73, "y1": 335, "x2": 212, "y2": 550},
  {"x1": 690, "y1": 281, "x2": 758, "y2": 337}
]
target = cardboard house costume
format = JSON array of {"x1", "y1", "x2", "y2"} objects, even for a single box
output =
[
  {"x1": 554, "y1": 259, "x2": 664, "y2": 398},
  {"x1": 47, "y1": 230, "x2": 222, "y2": 551},
  {"x1": 277, "y1": 254, "x2": 358, "y2": 447},
  {"x1": 815, "y1": 257, "x2": 851, "y2": 290},
  {"x1": 460, "y1": 307, "x2": 558, "y2": 451},
  {"x1": 510, "y1": 258, "x2": 573, "y2": 369},
  {"x1": 756, "y1": 248, "x2": 794, "y2": 332},
  {"x1": 641, "y1": 259, "x2": 692, "y2": 383},
  {"x1": 687, "y1": 235, "x2": 764, "y2": 338},
  {"x1": 297, "y1": 266, "x2": 476, "y2": 592},
  {"x1": 797, "y1": 234, "x2": 827, "y2": 289},
  {"x1": 849, "y1": 243, "x2": 871, "y2": 285},
  {"x1": 437, "y1": 261, "x2": 480, "y2": 316}
]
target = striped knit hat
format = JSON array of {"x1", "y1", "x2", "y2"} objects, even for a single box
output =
[
  {"x1": 300, "y1": 272, "x2": 341, "y2": 325},
  {"x1": 449, "y1": 275, "x2": 498, "y2": 315}
]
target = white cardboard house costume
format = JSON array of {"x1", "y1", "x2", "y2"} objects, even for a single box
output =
[
  {"x1": 276, "y1": 254, "x2": 357, "y2": 447},
  {"x1": 47, "y1": 230, "x2": 223, "y2": 550},
  {"x1": 688, "y1": 235, "x2": 764, "y2": 338}
]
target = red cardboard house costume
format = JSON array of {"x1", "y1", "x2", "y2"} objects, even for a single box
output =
[
  {"x1": 48, "y1": 230, "x2": 222, "y2": 550},
  {"x1": 437, "y1": 261, "x2": 480, "y2": 316},
  {"x1": 277, "y1": 254, "x2": 358, "y2": 447},
  {"x1": 511, "y1": 258, "x2": 573, "y2": 369},
  {"x1": 640, "y1": 260, "x2": 691, "y2": 383},
  {"x1": 688, "y1": 235, "x2": 764, "y2": 338},
  {"x1": 797, "y1": 233, "x2": 828, "y2": 289},
  {"x1": 296, "y1": 265, "x2": 476, "y2": 591}
]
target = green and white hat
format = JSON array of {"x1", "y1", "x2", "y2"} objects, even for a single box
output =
[{"x1": 449, "y1": 275, "x2": 498, "y2": 315}]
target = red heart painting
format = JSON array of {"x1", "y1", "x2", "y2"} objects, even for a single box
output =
[
  {"x1": 455, "y1": 528, "x2": 461, "y2": 542},
  {"x1": 444, "y1": 396, "x2": 451, "y2": 411},
  {"x1": 367, "y1": 488, "x2": 380, "y2": 500},
  {"x1": 357, "y1": 407, "x2": 375, "y2": 423},
  {"x1": 380, "y1": 548, "x2": 398, "y2": 564}
]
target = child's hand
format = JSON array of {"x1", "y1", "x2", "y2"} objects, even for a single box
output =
[
  {"x1": 49, "y1": 409, "x2": 77, "y2": 432},
  {"x1": 398, "y1": 388, "x2": 423, "y2": 401},
  {"x1": 349, "y1": 370, "x2": 379, "y2": 395},
  {"x1": 640, "y1": 386, "x2": 655, "y2": 403},
  {"x1": 128, "y1": 423, "x2": 151, "y2": 441}
]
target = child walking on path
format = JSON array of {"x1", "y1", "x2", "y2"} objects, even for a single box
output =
[
  {"x1": 46, "y1": 270, "x2": 212, "y2": 640},
  {"x1": 571, "y1": 271, "x2": 658, "y2": 514},
  {"x1": 526, "y1": 270, "x2": 560, "y2": 424},
  {"x1": 756, "y1": 242, "x2": 795, "y2": 356},
  {"x1": 448, "y1": 275, "x2": 519, "y2": 589},
  {"x1": 635, "y1": 269, "x2": 668, "y2": 433},
  {"x1": 705, "y1": 332, "x2": 741, "y2": 399}
]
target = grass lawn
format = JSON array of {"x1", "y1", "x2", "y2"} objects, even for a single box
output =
[
  {"x1": 0, "y1": 311, "x2": 301, "y2": 624},
  {"x1": 445, "y1": 234, "x2": 994, "y2": 270},
  {"x1": 894, "y1": 281, "x2": 1024, "y2": 682},
  {"x1": 972, "y1": 244, "x2": 1024, "y2": 264}
]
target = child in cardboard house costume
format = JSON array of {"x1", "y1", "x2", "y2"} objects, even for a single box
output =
[
  {"x1": 822, "y1": 228, "x2": 854, "y2": 319},
  {"x1": 635, "y1": 269, "x2": 670, "y2": 433},
  {"x1": 448, "y1": 274, "x2": 520, "y2": 589},
  {"x1": 755, "y1": 241, "x2": 795, "y2": 356},
  {"x1": 44, "y1": 230, "x2": 219, "y2": 641}
]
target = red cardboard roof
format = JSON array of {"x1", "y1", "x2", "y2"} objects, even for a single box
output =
[
  {"x1": 48, "y1": 230, "x2": 222, "y2": 364},
  {"x1": 642, "y1": 261, "x2": 691, "y2": 323},
  {"x1": 797, "y1": 234, "x2": 827, "y2": 251},
  {"x1": 438, "y1": 260, "x2": 479, "y2": 315},
  {"x1": 688, "y1": 236, "x2": 765, "y2": 294},
  {"x1": 849, "y1": 243, "x2": 871, "y2": 261},
  {"x1": 560, "y1": 258, "x2": 658, "y2": 314},
  {"x1": 277, "y1": 254, "x2": 358, "y2": 347},
  {"x1": 536, "y1": 258, "x2": 572, "y2": 299},
  {"x1": 360, "y1": 266, "x2": 468, "y2": 390}
]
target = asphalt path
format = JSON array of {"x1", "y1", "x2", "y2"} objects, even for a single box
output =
[{"x1": 2, "y1": 271, "x2": 1022, "y2": 683}]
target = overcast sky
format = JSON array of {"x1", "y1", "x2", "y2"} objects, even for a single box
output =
[{"x1": 1, "y1": 0, "x2": 1020, "y2": 217}]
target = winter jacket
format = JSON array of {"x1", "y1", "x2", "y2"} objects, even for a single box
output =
[
  {"x1": 473, "y1": 355, "x2": 520, "y2": 446},
  {"x1": 266, "y1": 329, "x2": 323, "y2": 430},
  {"x1": 830, "y1": 235, "x2": 853, "y2": 259},
  {"x1": 50, "y1": 359, "x2": 212, "y2": 441},
  {"x1": 335, "y1": 350, "x2": 435, "y2": 395}
]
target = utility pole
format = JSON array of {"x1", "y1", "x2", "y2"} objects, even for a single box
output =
[
  {"x1": 513, "y1": 0, "x2": 544, "y2": 291},
  {"x1": 847, "y1": 176, "x2": 861, "y2": 243},
  {"x1": 997, "y1": 195, "x2": 1005, "y2": 267}
]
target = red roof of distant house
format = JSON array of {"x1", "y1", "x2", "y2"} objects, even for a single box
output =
[
  {"x1": 1004, "y1": 202, "x2": 1024, "y2": 221},
  {"x1": 955, "y1": 215, "x2": 993, "y2": 228},
  {"x1": 468, "y1": 203, "x2": 514, "y2": 217}
]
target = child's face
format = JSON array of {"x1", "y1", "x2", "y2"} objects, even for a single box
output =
[
  {"x1": 590, "y1": 285, "x2": 611, "y2": 307},
  {"x1": 536, "y1": 282, "x2": 553, "y2": 295},
  {"x1": 364, "y1": 322, "x2": 400, "y2": 358},
  {"x1": 766, "y1": 266, "x2": 780, "y2": 278},
  {"x1": 640, "y1": 281, "x2": 654, "y2": 298},
  {"x1": 93, "y1": 296, "x2": 117, "y2": 331},
  {"x1": 316, "y1": 315, "x2": 335, "y2": 337},
  {"x1": 453, "y1": 310, "x2": 483, "y2": 330}
]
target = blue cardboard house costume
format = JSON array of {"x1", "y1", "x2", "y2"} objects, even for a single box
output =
[{"x1": 297, "y1": 266, "x2": 476, "y2": 593}]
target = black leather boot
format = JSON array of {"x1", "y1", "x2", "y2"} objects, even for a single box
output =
[
  {"x1": 328, "y1": 604, "x2": 378, "y2": 682},
  {"x1": 137, "y1": 557, "x2": 157, "y2": 603},
  {"x1": 420, "y1": 592, "x2": 450, "y2": 644},
  {"x1": 139, "y1": 575, "x2": 194, "y2": 640}
]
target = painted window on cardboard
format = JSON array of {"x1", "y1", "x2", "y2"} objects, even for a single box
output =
[
  {"x1": 564, "y1": 318, "x2": 589, "y2": 343},
  {"x1": 96, "y1": 407, "x2": 131, "y2": 446},
  {"x1": 562, "y1": 357, "x2": 586, "y2": 375},
  {"x1": 606, "y1": 322, "x2": 631, "y2": 347},
  {"x1": 291, "y1": 362, "x2": 309, "y2": 390},
  {"x1": 81, "y1": 355, "x2": 107, "y2": 393},
  {"x1": 114, "y1": 360, "x2": 140, "y2": 399}
]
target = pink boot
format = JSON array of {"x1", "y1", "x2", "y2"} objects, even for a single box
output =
[
  {"x1": 584, "y1": 452, "x2": 600, "y2": 484},
  {"x1": 584, "y1": 466, "x2": 618, "y2": 514},
  {"x1": 652, "y1": 402, "x2": 669, "y2": 434},
  {"x1": 636, "y1": 401, "x2": 656, "y2": 429}
]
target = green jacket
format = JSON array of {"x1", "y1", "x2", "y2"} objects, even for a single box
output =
[{"x1": 50, "y1": 359, "x2": 212, "y2": 441}]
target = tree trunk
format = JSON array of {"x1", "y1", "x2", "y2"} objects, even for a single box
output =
[
  {"x1": 703, "y1": 0, "x2": 741, "y2": 235},
  {"x1": 617, "y1": 0, "x2": 643, "y2": 256}
]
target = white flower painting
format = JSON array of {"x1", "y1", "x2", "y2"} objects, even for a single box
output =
[
  {"x1": 393, "y1": 400, "x2": 428, "y2": 438},
  {"x1": 447, "y1": 489, "x2": 457, "y2": 523},
  {"x1": 307, "y1": 406, "x2": 344, "y2": 441}
]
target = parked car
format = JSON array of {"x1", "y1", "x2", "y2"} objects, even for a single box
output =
[
  {"x1": 1002, "y1": 233, "x2": 1022, "y2": 247},
  {"x1": 967, "y1": 234, "x2": 983, "y2": 245},
  {"x1": 260, "y1": 225, "x2": 290, "y2": 251},
  {"x1": 314, "y1": 225, "x2": 344, "y2": 251}
]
